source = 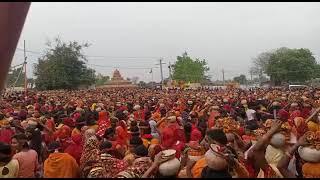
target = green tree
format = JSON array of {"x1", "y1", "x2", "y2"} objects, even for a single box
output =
[
  {"x1": 233, "y1": 74, "x2": 247, "y2": 85},
  {"x1": 95, "y1": 73, "x2": 110, "y2": 86},
  {"x1": 251, "y1": 47, "x2": 319, "y2": 85},
  {"x1": 138, "y1": 81, "x2": 147, "y2": 88},
  {"x1": 34, "y1": 37, "x2": 95, "y2": 90},
  {"x1": 172, "y1": 52, "x2": 209, "y2": 83}
]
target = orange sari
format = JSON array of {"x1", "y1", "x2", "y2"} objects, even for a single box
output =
[{"x1": 44, "y1": 153, "x2": 80, "y2": 178}]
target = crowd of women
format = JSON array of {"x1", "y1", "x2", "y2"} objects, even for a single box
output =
[{"x1": 0, "y1": 87, "x2": 320, "y2": 178}]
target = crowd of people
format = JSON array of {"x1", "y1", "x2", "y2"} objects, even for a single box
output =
[{"x1": 0, "y1": 87, "x2": 320, "y2": 178}]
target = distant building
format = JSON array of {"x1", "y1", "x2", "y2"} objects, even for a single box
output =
[{"x1": 98, "y1": 69, "x2": 138, "y2": 88}]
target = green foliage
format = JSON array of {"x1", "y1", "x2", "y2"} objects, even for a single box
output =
[
  {"x1": 138, "y1": 81, "x2": 147, "y2": 88},
  {"x1": 252, "y1": 47, "x2": 319, "y2": 85},
  {"x1": 95, "y1": 74, "x2": 110, "y2": 86},
  {"x1": 233, "y1": 74, "x2": 247, "y2": 84},
  {"x1": 34, "y1": 37, "x2": 95, "y2": 90},
  {"x1": 172, "y1": 52, "x2": 209, "y2": 83}
]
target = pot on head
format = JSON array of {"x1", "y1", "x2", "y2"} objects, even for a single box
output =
[{"x1": 158, "y1": 149, "x2": 181, "y2": 177}]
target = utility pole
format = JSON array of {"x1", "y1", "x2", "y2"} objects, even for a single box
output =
[
  {"x1": 168, "y1": 62, "x2": 172, "y2": 80},
  {"x1": 222, "y1": 69, "x2": 225, "y2": 85},
  {"x1": 150, "y1": 68, "x2": 154, "y2": 82},
  {"x1": 156, "y1": 58, "x2": 166, "y2": 89},
  {"x1": 250, "y1": 71, "x2": 253, "y2": 87},
  {"x1": 23, "y1": 40, "x2": 27, "y2": 98}
]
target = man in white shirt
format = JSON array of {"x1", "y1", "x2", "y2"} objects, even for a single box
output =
[
  {"x1": 246, "y1": 108, "x2": 256, "y2": 121},
  {"x1": 245, "y1": 106, "x2": 258, "y2": 130}
]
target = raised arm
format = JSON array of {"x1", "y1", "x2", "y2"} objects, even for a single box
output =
[
  {"x1": 252, "y1": 120, "x2": 283, "y2": 151},
  {"x1": 305, "y1": 107, "x2": 320, "y2": 123},
  {"x1": 277, "y1": 134, "x2": 309, "y2": 178},
  {"x1": 142, "y1": 152, "x2": 171, "y2": 178}
]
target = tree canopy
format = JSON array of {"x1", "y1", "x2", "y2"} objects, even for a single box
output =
[
  {"x1": 34, "y1": 38, "x2": 95, "y2": 90},
  {"x1": 251, "y1": 47, "x2": 319, "y2": 85},
  {"x1": 233, "y1": 74, "x2": 247, "y2": 85},
  {"x1": 172, "y1": 52, "x2": 210, "y2": 83},
  {"x1": 95, "y1": 73, "x2": 110, "y2": 86}
]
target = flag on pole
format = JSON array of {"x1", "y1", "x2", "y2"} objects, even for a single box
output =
[{"x1": 149, "y1": 68, "x2": 152, "y2": 74}]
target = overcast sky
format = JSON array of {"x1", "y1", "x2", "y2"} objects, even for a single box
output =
[{"x1": 12, "y1": 2, "x2": 320, "y2": 82}]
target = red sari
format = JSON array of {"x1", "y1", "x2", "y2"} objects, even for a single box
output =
[
  {"x1": 161, "y1": 126, "x2": 175, "y2": 149},
  {"x1": 208, "y1": 111, "x2": 219, "y2": 129},
  {"x1": 54, "y1": 125, "x2": 72, "y2": 151},
  {"x1": 44, "y1": 118, "x2": 55, "y2": 145},
  {"x1": 301, "y1": 107, "x2": 311, "y2": 119},
  {"x1": 190, "y1": 124, "x2": 202, "y2": 142},
  {"x1": 289, "y1": 110, "x2": 301, "y2": 126},
  {"x1": 133, "y1": 110, "x2": 145, "y2": 121},
  {"x1": 115, "y1": 125, "x2": 128, "y2": 147},
  {"x1": 96, "y1": 111, "x2": 110, "y2": 138},
  {"x1": 0, "y1": 127, "x2": 14, "y2": 144},
  {"x1": 64, "y1": 134, "x2": 83, "y2": 165}
]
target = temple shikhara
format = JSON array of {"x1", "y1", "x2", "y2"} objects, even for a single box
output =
[{"x1": 100, "y1": 69, "x2": 137, "y2": 88}]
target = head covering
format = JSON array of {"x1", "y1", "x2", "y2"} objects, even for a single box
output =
[
  {"x1": 96, "y1": 111, "x2": 110, "y2": 138},
  {"x1": 278, "y1": 109, "x2": 289, "y2": 121},
  {"x1": 133, "y1": 105, "x2": 140, "y2": 111},
  {"x1": 291, "y1": 102, "x2": 298, "y2": 107},
  {"x1": 152, "y1": 112, "x2": 161, "y2": 122},
  {"x1": 54, "y1": 125, "x2": 71, "y2": 140},
  {"x1": 96, "y1": 107, "x2": 102, "y2": 112},
  {"x1": 63, "y1": 118, "x2": 75, "y2": 127},
  {"x1": 76, "y1": 107, "x2": 83, "y2": 112},
  {"x1": 150, "y1": 138, "x2": 159, "y2": 145},
  {"x1": 115, "y1": 125, "x2": 128, "y2": 146},
  {"x1": 167, "y1": 116, "x2": 177, "y2": 123}
]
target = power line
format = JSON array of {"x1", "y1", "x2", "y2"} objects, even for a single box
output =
[
  {"x1": 16, "y1": 48, "x2": 44, "y2": 55},
  {"x1": 16, "y1": 47, "x2": 162, "y2": 60},
  {"x1": 85, "y1": 55, "x2": 160, "y2": 59},
  {"x1": 87, "y1": 63, "x2": 158, "y2": 70}
]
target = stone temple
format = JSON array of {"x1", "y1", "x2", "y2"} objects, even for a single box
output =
[{"x1": 100, "y1": 69, "x2": 137, "y2": 88}]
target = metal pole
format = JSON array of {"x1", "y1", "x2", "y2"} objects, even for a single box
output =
[
  {"x1": 168, "y1": 62, "x2": 172, "y2": 80},
  {"x1": 159, "y1": 59, "x2": 164, "y2": 86},
  {"x1": 155, "y1": 58, "x2": 166, "y2": 89},
  {"x1": 222, "y1": 69, "x2": 225, "y2": 86},
  {"x1": 24, "y1": 40, "x2": 27, "y2": 97},
  {"x1": 151, "y1": 68, "x2": 154, "y2": 82}
]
